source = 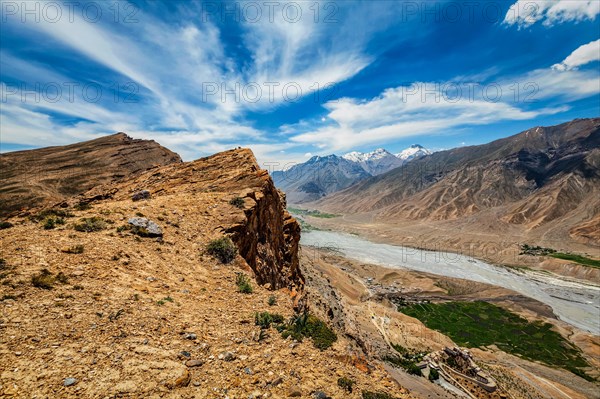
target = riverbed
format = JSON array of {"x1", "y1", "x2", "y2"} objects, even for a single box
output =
[{"x1": 301, "y1": 229, "x2": 600, "y2": 335}]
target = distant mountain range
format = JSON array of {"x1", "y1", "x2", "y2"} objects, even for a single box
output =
[
  {"x1": 313, "y1": 118, "x2": 600, "y2": 246},
  {"x1": 272, "y1": 145, "x2": 432, "y2": 203}
]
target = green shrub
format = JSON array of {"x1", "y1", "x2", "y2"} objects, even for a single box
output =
[
  {"x1": 31, "y1": 209, "x2": 73, "y2": 222},
  {"x1": 267, "y1": 295, "x2": 277, "y2": 306},
  {"x1": 337, "y1": 377, "x2": 355, "y2": 393},
  {"x1": 281, "y1": 313, "x2": 337, "y2": 350},
  {"x1": 255, "y1": 311, "x2": 285, "y2": 329},
  {"x1": 229, "y1": 196, "x2": 245, "y2": 209},
  {"x1": 207, "y1": 237, "x2": 237, "y2": 263},
  {"x1": 43, "y1": 216, "x2": 64, "y2": 229},
  {"x1": 73, "y1": 217, "x2": 106, "y2": 232},
  {"x1": 0, "y1": 221, "x2": 13, "y2": 229},
  {"x1": 236, "y1": 274, "x2": 253, "y2": 294},
  {"x1": 428, "y1": 368, "x2": 439, "y2": 381},
  {"x1": 31, "y1": 269, "x2": 55, "y2": 289}
]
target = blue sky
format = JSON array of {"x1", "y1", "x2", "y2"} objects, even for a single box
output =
[{"x1": 1, "y1": 0, "x2": 599, "y2": 168}]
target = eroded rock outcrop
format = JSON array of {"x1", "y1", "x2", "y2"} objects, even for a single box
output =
[{"x1": 55, "y1": 147, "x2": 304, "y2": 298}]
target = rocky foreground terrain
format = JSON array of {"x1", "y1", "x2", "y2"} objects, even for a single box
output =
[
  {"x1": 0, "y1": 143, "x2": 409, "y2": 398},
  {"x1": 1, "y1": 134, "x2": 599, "y2": 399}
]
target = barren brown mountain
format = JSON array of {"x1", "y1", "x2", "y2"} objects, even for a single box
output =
[
  {"x1": 311, "y1": 118, "x2": 600, "y2": 257},
  {"x1": 0, "y1": 133, "x2": 182, "y2": 217}
]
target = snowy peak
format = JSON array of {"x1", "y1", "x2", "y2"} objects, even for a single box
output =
[
  {"x1": 395, "y1": 144, "x2": 432, "y2": 161},
  {"x1": 342, "y1": 148, "x2": 394, "y2": 162}
]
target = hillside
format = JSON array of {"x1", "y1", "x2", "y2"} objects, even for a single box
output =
[
  {"x1": 313, "y1": 118, "x2": 600, "y2": 247},
  {"x1": 0, "y1": 133, "x2": 182, "y2": 217},
  {"x1": 0, "y1": 146, "x2": 410, "y2": 399}
]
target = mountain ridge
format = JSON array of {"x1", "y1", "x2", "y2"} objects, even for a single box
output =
[
  {"x1": 312, "y1": 118, "x2": 600, "y2": 247},
  {"x1": 273, "y1": 144, "x2": 432, "y2": 203},
  {"x1": 0, "y1": 133, "x2": 182, "y2": 217}
]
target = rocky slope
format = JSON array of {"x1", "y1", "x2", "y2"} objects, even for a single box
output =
[
  {"x1": 0, "y1": 133, "x2": 182, "y2": 217},
  {"x1": 0, "y1": 145, "x2": 411, "y2": 398},
  {"x1": 313, "y1": 119, "x2": 600, "y2": 249}
]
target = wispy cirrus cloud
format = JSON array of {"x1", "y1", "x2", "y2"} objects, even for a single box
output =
[
  {"x1": 288, "y1": 54, "x2": 599, "y2": 152},
  {"x1": 504, "y1": 0, "x2": 600, "y2": 27}
]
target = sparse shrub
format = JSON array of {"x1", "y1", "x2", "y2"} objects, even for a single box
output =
[
  {"x1": 135, "y1": 211, "x2": 145, "y2": 217},
  {"x1": 255, "y1": 311, "x2": 285, "y2": 329},
  {"x1": 73, "y1": 285, "x2": 84, "y2": 290},
  {"x1": 207, "y1": 237, "x2": 237, "y2": 264},
  {"x1": 281, "y1": 312, "x2": 337, "y2": 350},
  {"x1": 73, "y1": 217, "x2": 106, "y2": 232},
  {"x1": 62, "y1": 245, "x2": 84, "y2": 254},
  {"x1": 258, "y1": 329, "x2": 268, "y2": 342},
  {"x1": 74, "y1": 202, "x2": 92, "y2": 211},
  {"x1": 43, "y1": 217, "x2": 59, "y2": 229},
  {"x1": 157, "y1": 296, "x2": 174, "y2": 306},
  {"x1": 236, "y1": 274, "x2": 253, "y2": 294},
  {"x1": 428, "y1": 368, "x2": 439, "y2": 381},
  {"x1": 31, "y1": 269, "x2": 55, "y2": 289},
  {"x1": 0, "y1": 221, "x2": 13, "y2": 229},
  {"x1": 338, "y1": 377, "x2": 355, "y2": 393},
  {"x1": 31, "y1": 209, "x2": 73, "y2": 222},
  {"x1": 267, "y1": 295, "x2": 277, "y2": 306},
  {"x1": 229, "y1": 196, "x2": 245, "y2": 209}
]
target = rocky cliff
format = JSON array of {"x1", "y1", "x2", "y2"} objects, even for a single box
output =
[
  {"x1": 0, "y1": 143, "x2": 406, "y2": 398},
  {"x1": 56, "y1": 147, "x2": 305, "y2": 299},
  {"x1": 0, "y1": 133, "x2": 182, "y2": 217}
]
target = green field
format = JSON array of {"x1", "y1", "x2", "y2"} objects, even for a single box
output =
[
  {"x1": 520, "y1": 244, "x2": 600, "y2": 269},
  {"x1": 549, "y1": 253, "x2": 600, "y2": 268},
  {"x1": 288, "y1": 207, "x2": 340, "y2": 218},
  {"x1": 399, "y1": 301, "x2": 592, "y2": 380}
]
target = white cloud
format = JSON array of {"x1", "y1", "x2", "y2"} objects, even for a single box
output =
[
  {"x1": 552, "y1": 39, "x2": 600, "y2": 70},
  {"x1": 288, "y1": 62, "x2": 599, "y2": 152},
  {"x1": 504, "y1": 0, "x2": 600, "y2": 27},
  {"x1": 1, "y1": 1, "x2": 378, "y2": 161}
]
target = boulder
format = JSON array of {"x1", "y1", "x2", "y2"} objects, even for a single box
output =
[{"x1": 128, "y1": 217, "x2": 163, "y2": 237}]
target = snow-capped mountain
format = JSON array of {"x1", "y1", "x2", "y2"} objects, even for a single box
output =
[
  {"x1": 395, "y1": 144, "x2": 432, "y2": 162},
  {"x1": 273, "y1": 144, "x2": 432, "y2": 204},
  {"x1": 342, "y1": 148, "x2": 403, "y2": 176},
  {"x1": 342, "y1": 148, "x2": 392, "y2": 163}
]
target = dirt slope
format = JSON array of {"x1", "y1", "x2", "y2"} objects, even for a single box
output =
[{"x1": 0, "y1": 133, "x2": 182, "y2": 217}]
